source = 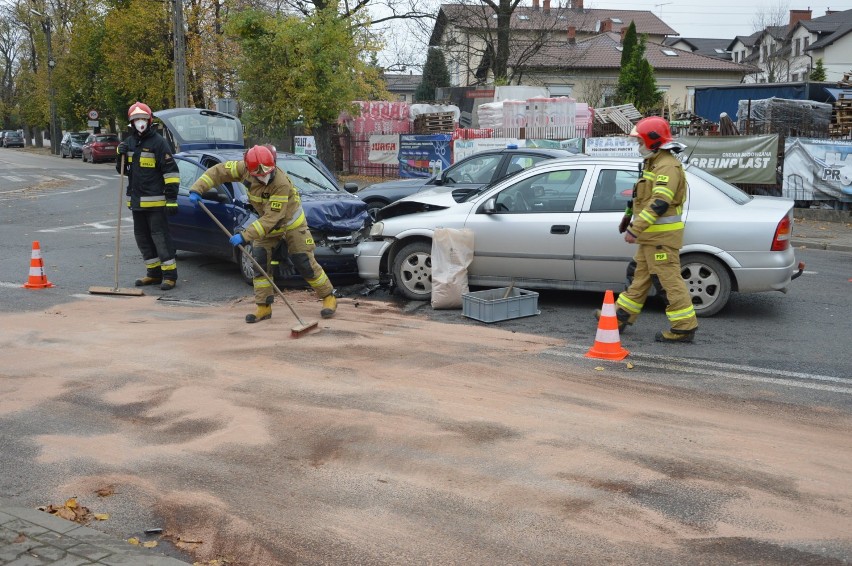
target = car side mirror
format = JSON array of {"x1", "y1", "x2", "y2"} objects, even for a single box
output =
[
  {"x1": 202, "y1": 189, "x2": 227, "y2": 203},
  {"x1": 481, "y1": 198, "x2": 497, "y2": 214},
  {"x1": 343, "y1": 182, "x2": 359, "y2": 194}
]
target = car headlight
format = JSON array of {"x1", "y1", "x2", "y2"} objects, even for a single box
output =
[{"x1": 369, "y1": 221, "x2": 384, "y2": 237}]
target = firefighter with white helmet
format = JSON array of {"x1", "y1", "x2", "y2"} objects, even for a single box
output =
[
  {"x1": 187, "y1": 145, "x2": 337, "y2": 323},
  {"x1": 601, "y1": 116, "x2": 698, "y2": 343},
  {"x1": 116, "y1": 101, "x2": 181, "y2": 290}
]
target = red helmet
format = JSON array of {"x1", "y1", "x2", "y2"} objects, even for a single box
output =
[
  {"x1": 128, "y1": 101, "x2": 153, "y2": 125},
  {"x1": 629, "y1": 116, "x2": 673, "y2": 151},
  {"x1": 244, "y1": 145, "x2": 276, "y2": 177}
]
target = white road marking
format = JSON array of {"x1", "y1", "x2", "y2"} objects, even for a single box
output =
[
  {"x1": 2, "y1": 176, "x2": 25, "y2": 182},
  {"x1": 548, "y1": 344, "x2": 852, "y2": 395},
  {"x1": 58, "y1": 174, "x2": 87, "y2": 181},
  {"x1": 38, "y1": 218, "x2": 132, "y2": 232}
]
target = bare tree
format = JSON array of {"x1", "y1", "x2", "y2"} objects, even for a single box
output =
[
  {"x1": 437, "y1": 1, "x2": 596, "y2": 86},
  {"x1": 749, "y1": 0, "x2": 791, "y2": 83}
]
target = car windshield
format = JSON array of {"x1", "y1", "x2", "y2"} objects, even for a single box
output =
[
  {"x1": 279, "y1": 159, "x2": 338, "y2": 194},
  {"x1": 163, "y1": 112, "x2": 241, "y2": 145},
  {"x1": 70, "y1": 133, "x2": 88, "y2": 142},
  {"x1": 95, "y1": 135, "x2": 117, "y2": 142}
]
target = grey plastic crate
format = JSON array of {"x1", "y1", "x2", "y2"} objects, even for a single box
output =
[{"x1": 462, "y1": 287, "x2": 540, "y2": 323}]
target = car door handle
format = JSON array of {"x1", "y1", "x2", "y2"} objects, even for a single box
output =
[{"x1": 550, "y1": 225, "x2": 570, "y2": 234}]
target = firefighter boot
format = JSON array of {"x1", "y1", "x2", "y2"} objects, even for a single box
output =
[
  {"x1": 593, "y1": 307, "x2": 632, "y2": 332},
  {"x1": 246, "y1": 304, "x2": 272, "y2": 324},
  {"x1": 159, "y1": 279, "x2": 176, "y2": 291},
  {"x1": 135, "y1": 275, "x2": 162, "y2": 286},
  {"x1": 655, "y1": 328, "x2": 696, "y2": 343},
  {"x1": 320, "y1": 295, "x2": 337, "y2": 319}
]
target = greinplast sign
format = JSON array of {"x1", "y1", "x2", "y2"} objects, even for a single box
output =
[
  {"x1": 678, "y1": 135, "x2": 779, "y2": 184},
  {"x1": 585, "y1": 135, "x2": 779, "y2": 184}
]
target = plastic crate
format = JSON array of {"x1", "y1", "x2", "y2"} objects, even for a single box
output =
[{"x1": 462, "y1": 287, "x2": 540, "y2": 323}]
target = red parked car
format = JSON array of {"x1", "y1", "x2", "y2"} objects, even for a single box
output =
[{"x1": 82, "y1": 133, "x2": 119, "y2": 163}]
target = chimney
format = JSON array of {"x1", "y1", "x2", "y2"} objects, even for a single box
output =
[
  {"x1": 573, "y1": 0, "x2": 584, "y2": 10},
  {"x1": 532, "y1": 0, "x2": 539, "y2": 10},
  {"x1": 568, "y1": 25, "x2": 576, "y2": 44},
  {"x1": 543, "y1": 0, "x2": 550, "y2": 14},
  {"x1": 825, "y1": 8, "x2": 837, "y2": 15},
  {"x1": 620, "y1": 28, "x2": 627, "y2": 43},
  {"x1": 788, "y1": 9, "x2": 812, "y2": 29},
  {"x1": 600, "y1": 18, "x2": 612, "y2": 33}
]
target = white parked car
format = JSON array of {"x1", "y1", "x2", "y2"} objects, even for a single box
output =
[{"x1": 357, "y1": 156, "x2": 804, "y2": 317}]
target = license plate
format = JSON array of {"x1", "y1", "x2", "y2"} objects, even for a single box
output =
[{"x1": 105, "y1": 146, "x2": 116, "y2": 150}]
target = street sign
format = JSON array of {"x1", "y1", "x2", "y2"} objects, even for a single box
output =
[{"x1": 88, "y1": 109, "x2": 99, "y2": 120}]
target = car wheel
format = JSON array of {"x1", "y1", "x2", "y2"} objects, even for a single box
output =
[
  {"x1": 392, "y1": 240, "x2": 433, "y2": 301},
  {"x1": 680, "y1": 254, "x2": 731, "y2": 318},
  {"x1": 236, "y1": 243, "x2": 254, "y2": 286},
  {"x1": 365, "y1": 200, "x2": 388, "y2": 221}
]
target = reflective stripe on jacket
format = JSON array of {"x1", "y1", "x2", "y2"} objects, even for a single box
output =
[
  {"x1": 189, "y1": 161, "x2": 304, "y2": 243},
  {"x1": 116, "y1": 129, "x2": 180, "y2": 211},
  {"x1": 628, "y1": 150, "x2": 687, "y2": 247}
]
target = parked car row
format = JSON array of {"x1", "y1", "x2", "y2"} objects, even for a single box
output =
[
  {"x1": 82, "y1": 133, "x2": 119, "y2": 163},
  {"x1": 60, "y1": 131, "x2": 88, "y2": 159}
]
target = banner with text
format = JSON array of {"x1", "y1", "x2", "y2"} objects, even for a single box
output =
[
  {"x1": 584, "y1": 137, "x2": 642, "y2": 158},
  {"x1": 783, "y1": 138, "x2": 852, "y2": 202},
  {"x1": 679, "y1": 134, "x2": 778, "y2": 185},
  {"x1": 453, "y1": 138, "x2": 523, "y2": 162},
  {"x1": 399, "y1": 134, "x2": 453, "y2": 178},
  {"x1": 368, "y1": 134, "x2": 399, "y2": 164},
  {"x1": 294, "y1": 136, "x2": 316, "y2": 156}
]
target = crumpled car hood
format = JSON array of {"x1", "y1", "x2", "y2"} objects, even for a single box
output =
[
  {"x1": 300, "y1": 192, "x2": 370, "y2": 234},
  {"x1": 376, "y1": 188, "x2": 457, "y2": 220}
]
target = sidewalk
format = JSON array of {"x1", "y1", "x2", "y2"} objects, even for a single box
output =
[
  {"x1": 0, "y1": 501, "x2": 190, "y2": 565},
  {"x1": 792, "y1": 214, "x2": 852, "y2": 253}
]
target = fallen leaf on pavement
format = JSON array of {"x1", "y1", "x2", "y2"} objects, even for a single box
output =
[
  {"x1": 143, "y1": 541, "x2": 158, "y2": 548},
  {"x1": 94, "y1": 513, "x2": 109, "y2": 521},
  {"x1": 128, "y1": 537, "x2": 140, "y2": 545}
]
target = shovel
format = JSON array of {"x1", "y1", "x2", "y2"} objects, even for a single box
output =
[
  {"x1": 89, "y1": 155, "x2": 145, "y2": 297},
  {"x1": 195, "y1": 199, "x2": 319, "y2": 337}
]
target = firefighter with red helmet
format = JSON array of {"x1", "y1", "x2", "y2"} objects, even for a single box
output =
[
  {"x1": 115, "y1": 101, "x2": 181, "y2": 290},
  {"x1": 605, "y1": 116, "x2": 698, "y2": 342},
  {"x1": 187, "y1": 145, "x2": 337, "y2": 323}
]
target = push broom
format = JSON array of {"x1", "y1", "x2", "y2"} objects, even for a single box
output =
[
  {"x1": 89, "y1": 155, "x2": 145, "y2": 297},
  {"x1": 196, "y1": 200, "x2": 319, "y2": 337}
]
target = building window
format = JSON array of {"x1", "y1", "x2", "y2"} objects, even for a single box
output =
[
  {"x1": 791, "y1": 73, "x2": 798, "y2": 81},
  {"x1": 794, "y1": 38, "x2": 800, "y2": 56},
  {"x1": 804, "y1": 36, "x2": 810, "y2": 48}
]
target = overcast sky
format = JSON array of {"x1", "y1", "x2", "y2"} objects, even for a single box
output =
[{"x1": 586, "y1": 0, "x2": 841, "y2": 40}]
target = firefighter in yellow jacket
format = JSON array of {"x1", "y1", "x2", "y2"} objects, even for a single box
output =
[
  {"x1": 188, "y1": 145, "x2": 336, "y2": 323},
  {"x1": 611, "y1": 117, "x2": 698, "y2": 342}
]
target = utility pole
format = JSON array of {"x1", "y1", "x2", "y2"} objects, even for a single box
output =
[
  {"x1": 31, "y1": 9, "x2": 59, "y2": 155},
  {"x1": 173, "y1": 0, "x2": 188, "y2": 107}
]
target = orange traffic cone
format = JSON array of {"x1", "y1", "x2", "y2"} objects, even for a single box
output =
[
  {"x1": 23, "y1": 241, "x2": 55, "y2": 289},
  {"x1": 585, "y1": 289, "x2": 629, "y2": 361}
]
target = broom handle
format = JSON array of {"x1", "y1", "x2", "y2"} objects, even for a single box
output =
[
  {"x1": 114, "y1": 155, "x2": 125, "y2": 290},
  {"x1": 196, "y1": 199, "x2": 308, "y2": 325}
]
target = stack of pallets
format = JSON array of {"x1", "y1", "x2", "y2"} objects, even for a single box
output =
[
  {"x1": 413, "y1": 112, "x2": 455, "y2": 134},
  {"x1": 829, "y1": 88, "x2": 852, "y2": 138}
]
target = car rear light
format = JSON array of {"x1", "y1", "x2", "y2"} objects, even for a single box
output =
[{"x1": 771, "y1": 213, "x2": 792, "y2": 251}]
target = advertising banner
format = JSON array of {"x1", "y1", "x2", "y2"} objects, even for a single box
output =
[
  {"x1": 368, "y1": 134, "x2": 399, "y2": 164},
  {"x1": 585, "y1": 137, "x2": 642, "y2": 158},
  {"x1": 453, "y1": 137, "x2": 522, "y2": 162},
  {"x1": 294, "y1": 136, "x2": 316, "y2": 156},
  {"x1": 783, "y1": 138, "x2": 852, "y2": 202},
  {"x1": 679, "y1": 135, "x2": 778, "y2": 185},
  {"x1": 399, "y1": 134, "x2": 453, "y2": 178}
]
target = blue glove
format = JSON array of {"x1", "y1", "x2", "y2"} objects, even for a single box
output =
[
  {"x1": 229, "y1": 233, "x2": 244, "y2": 247},
  {"x1": 189, "y1": 192, "x2": 201, "y2": 205}
]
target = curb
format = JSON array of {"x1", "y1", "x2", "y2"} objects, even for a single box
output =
[{"x1": 791, "y1": 239, "x2": 852, "y2": 253}]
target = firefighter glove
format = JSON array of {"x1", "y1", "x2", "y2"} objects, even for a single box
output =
[
  {"x1": 189, "y1": 191, "x2": 201, "y2": 205},
  {"x1": 117, "y1": 141, "x2": 128, "y2": 155},
  {"x1": 229, "y1": 233, "x2": 244, "y2": 247},
  {"x1": 618, "y1": 216, "x2": 631, "y2": 234},
  {"x1": 166, "y1": 200, "x2": 178, "y2": 216}
]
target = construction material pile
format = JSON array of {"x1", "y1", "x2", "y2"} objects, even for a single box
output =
[{"x1": 736, "y1": 97, "x2": 832, "y2": 136}]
